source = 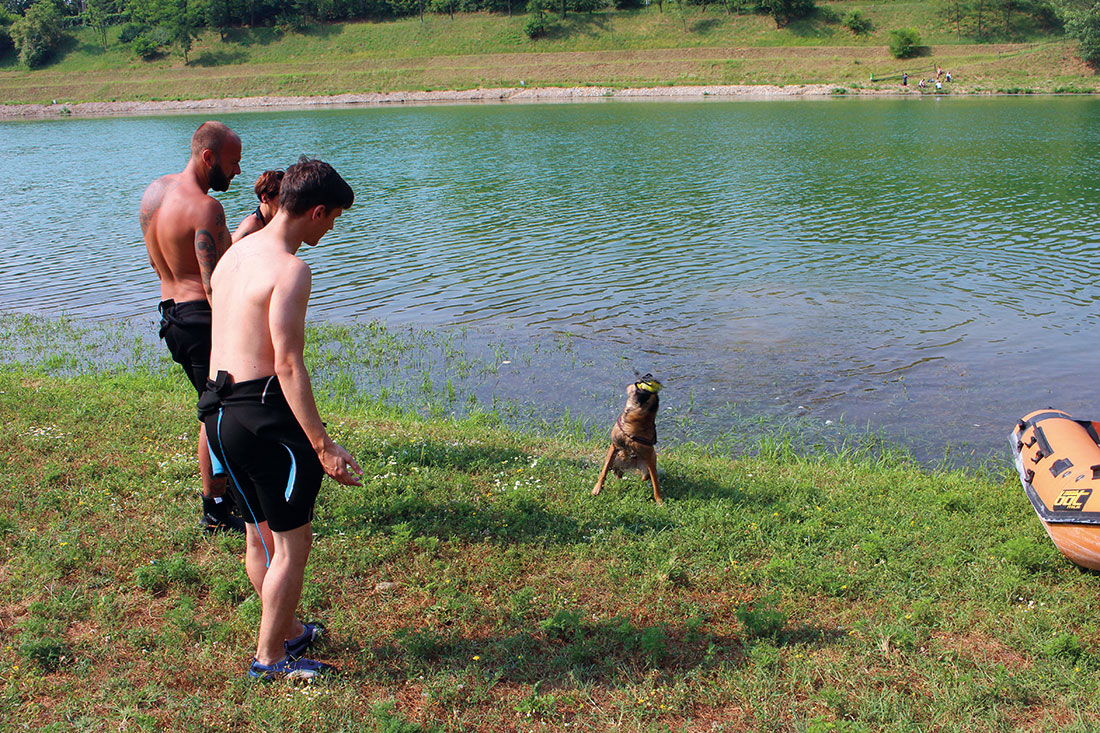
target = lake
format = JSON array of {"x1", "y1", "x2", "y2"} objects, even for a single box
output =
[{"x1": 3, "y1": 96, "x2": 1099, "y2": 464}]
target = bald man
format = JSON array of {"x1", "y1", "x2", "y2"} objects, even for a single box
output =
[{"x1": 140, "y1": 120, "x2": 244, "y2": 533}]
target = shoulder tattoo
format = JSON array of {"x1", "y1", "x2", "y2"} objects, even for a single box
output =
[{"x1": 139, "y1": 178, "x2": 173, "y2": 234}]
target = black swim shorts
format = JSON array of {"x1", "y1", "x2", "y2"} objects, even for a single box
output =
[
  {"x1": 199, "y1": 372, "x2": 323, "y2": 533},
  {"x1": 159, "y1": 299, "x2": 212, "y2": 397}
]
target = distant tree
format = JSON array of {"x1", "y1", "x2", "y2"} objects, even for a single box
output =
[
  {"x1": 10, "y1": 0, "x2": 64, "y2": 67},
  {"x1": 760, "y1": 0, "x2": 814, "y2": 27},
  {"x1": 524, "y1": 0, "x2": 548, "y2": 36},
  {"x1": 1064, "y1": 2, "x2": 1100, "y2": 64},
  {"x1": 0, "y1": 7, "x2": 15, "y2": 57},
  {"x1": 888, "y1": 26, "x2": 921, "y2": 57},
  {"x1": 940, "y1": 0, "x2": 966, "y2": 38},
  {"x1": 84, "y1": 0, "x2": 112, "y2": 48}
]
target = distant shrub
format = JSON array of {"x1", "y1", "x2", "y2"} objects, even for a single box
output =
[
  {"x1": 888, "y1": 27, "x2": 921, "y2": 59},
  {"x1": 131, "y1": 34, "x2": 159, "y2": 59},
  {"x1": 118, "y1": 22, "x2": 147, "y2": 44},
  {"x1": 524, "y1": 13, "x2": 547, "y2": 37},
  {"x1": 815, "y1": 5, "x2": 839, "y2": 22},
  {"x1": 844, "y1": 9, "x2": 872, "y2": 34}
]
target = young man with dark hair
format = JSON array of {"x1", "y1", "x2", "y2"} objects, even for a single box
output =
[
  {"x1": 140, "y1": 120, "x2": 245, "y2": 534},
  {"x1": 199, "y1": 157, "x2": 361, "y2": 680}
]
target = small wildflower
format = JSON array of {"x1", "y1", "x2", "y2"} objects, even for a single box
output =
[{"x1": 473, "y1": 655, "x2": 480, "y2": 661}]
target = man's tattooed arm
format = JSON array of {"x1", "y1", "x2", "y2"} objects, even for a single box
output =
[
  {"x1": 195, "y1": 228, "x2": 219, "y2": 302},
  {"x1": 213, "y1": 210, "x2": 231, "y2": 258},
  {"x1": 195, "y1": 206, "x2": 233, "y2": 302}
]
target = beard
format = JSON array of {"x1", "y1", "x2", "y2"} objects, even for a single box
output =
[{"x1": 209, "y1": 165, "x2": 231, "y2": 192}]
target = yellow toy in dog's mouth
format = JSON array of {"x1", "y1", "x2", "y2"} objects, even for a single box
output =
[{"x1": 635, "y1": 375, "x2": 662, "y2": 393}]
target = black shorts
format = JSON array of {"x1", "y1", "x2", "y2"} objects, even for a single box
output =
[
  {"x1": 199, "y1": 373, "x2": 324, "y2": 533},
  {"x1": 159, "y1": 299, "x2": 212, "y2": 397}
]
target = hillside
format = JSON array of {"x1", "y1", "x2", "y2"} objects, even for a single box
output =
[{"x1": 0, "y1": 4, "x2": 1093, "y2": 108}]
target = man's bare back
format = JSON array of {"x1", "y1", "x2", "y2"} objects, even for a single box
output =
[
  {"x1": 208, "y1": 229, "x2": 311, "y2": 384},
  {"x1": 140, "y1": 129, "x2": 241, "y2": 303}
]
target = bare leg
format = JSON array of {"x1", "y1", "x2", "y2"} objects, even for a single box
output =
[
  {"x1": 592, "y1": 445, "x2": 616, "y2": 496},
  {"x1": 198, "y1": 422, "x2": 226, "y2": 499},
  {"x1": 245, "y1": 521, "x2": 307, "y2": 650},
  {"x1": 255, "y1": 523, "x2": 313, "y2": 665},
  {"x1": 244, "y1": 521, "x2": 274, "y2": 595}
]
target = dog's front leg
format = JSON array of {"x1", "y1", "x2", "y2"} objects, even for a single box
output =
[{"x1": 592, "y1": 445, "x2": 616, "y2": 496}]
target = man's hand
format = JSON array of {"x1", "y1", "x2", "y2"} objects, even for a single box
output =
[{"x1": 318, "y1": 440, "x2": 363, "y2": 486}]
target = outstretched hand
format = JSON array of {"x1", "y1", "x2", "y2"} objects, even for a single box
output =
[{"x1": 319, "y1": 441, "x2": 363, "y2": 486}]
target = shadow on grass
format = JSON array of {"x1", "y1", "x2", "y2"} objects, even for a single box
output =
[
  {"x1": 784, "y1": 16, "x2": 838, "y2": 39},
  {"x1": 691, "y1": 17, "x2": 722, "y2": 34},
  {"x1": 190, "y1": 48, "x2": 249, "y2": 66},
  {"x1": 314, "y1": 433, "x2": 770, "y2": 541},
  {"x1": 320, "y1": 487, "x2": 672, "y2": 545},
  {"x1": 219, "y1": 26, "x2": 282, "y2": 47},
  {"x1": 344, "y1": 610, "x2": 845, "y2": 686},
  {"x1": 316, "y1": 436, "x2": 765, "y2": 543},
  {"x1": 545, "y1": 12, "x2": 612, "y2": 41}
]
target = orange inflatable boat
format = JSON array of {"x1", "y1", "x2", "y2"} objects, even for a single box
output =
[{"x1": 1011, "y1": 409, "x2": 1100, "y2": 571}]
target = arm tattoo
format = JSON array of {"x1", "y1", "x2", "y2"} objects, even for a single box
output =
[
  {"x1": 196, "y1": 229, "x2": 219, "y2": 297},
  {"x1": 214, "y1": 211, "x2": 231, "y2": 257}
]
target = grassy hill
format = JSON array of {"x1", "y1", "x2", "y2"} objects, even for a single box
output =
[{"x1": 0, "y1": 4, "x2": 1093, "y2": 106}]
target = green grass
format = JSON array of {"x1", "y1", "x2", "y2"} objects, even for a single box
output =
[
  {"x1": 5, "y1": 314, "x2": 1100, "y2": 729},
  {"x1": 0, "y1": 5, "x2": 1092, "y2": 107}
]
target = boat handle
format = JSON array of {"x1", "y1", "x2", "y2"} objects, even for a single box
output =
[{"x1": 1092, "y1": 464, "x2": 1100, "y2": 480}]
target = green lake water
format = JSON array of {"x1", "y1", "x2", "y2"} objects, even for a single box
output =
[{"x1": 3, "y1": 96, "x2": 1099, "y2": 463}]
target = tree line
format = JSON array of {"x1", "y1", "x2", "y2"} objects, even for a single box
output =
[{"x1": 0, "y1": 0, "x2": 1091, "y2": 70}]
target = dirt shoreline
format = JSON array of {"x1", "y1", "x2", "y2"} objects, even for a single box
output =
[{"x1": 0, "y1": 83, "x2": 931, "y2": 119}]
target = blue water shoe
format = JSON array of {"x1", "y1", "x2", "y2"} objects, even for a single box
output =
[
  {"x1": 286, "y1": 621, "x2": 326, "y2": 658},
  {"x1": 248, "y1": 655, "x2": 334, "y2": 681}
]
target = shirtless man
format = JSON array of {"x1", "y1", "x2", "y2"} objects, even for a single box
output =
[
  {"x1": 198, "y1": 157, "x2": 362, "y2": 680},
  {"x1": 140, "y1": 120, "x2": 245, "y2": 533}
]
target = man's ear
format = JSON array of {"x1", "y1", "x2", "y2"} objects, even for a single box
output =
[
  {"x1": 309, "y1": 204, "x2": 328, "y2": 221},
  {"x1": 199, "y1": 148, "x2": 217, "y2": 168}
]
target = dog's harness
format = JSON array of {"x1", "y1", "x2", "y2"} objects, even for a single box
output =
[{"x1": 617, "y1": 415, "x2": 657, "y2": 446}]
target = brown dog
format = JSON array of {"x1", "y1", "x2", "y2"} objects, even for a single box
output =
[{"x1": 592, "y1": 374, "x2": 663, "y2": 504}]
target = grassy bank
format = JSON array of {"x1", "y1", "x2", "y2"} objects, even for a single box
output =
[
  {"x1": 0, "y1": 6, "x2": 1092, "y2": 107},
  {"x1": 6, "y1": 357, "x2": 1100, "y2": 730}
]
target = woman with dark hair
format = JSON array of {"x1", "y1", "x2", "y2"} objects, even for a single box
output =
[{"x1": 232, "y1": 169, "x2": 284, "y2": 242}]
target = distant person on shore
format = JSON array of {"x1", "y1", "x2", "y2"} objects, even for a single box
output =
[
  {"x1": 902, "y1": 72, "x2": 908, "y2": 87},
  {"x1": 946, "y1": 71, "x2": 953, "y2": 82},
  {"x1": 919, "y1": 78, "x2": 926, "y2": 89},
  {"x1": 233, "y1": 169, "x2": 284, "y2": 242},
  {"x1": 140, "y1": 120, "x2": 245, "y2": 534},
  {"x1": 198, "y1": 156, "x2": 362, "y2": 680}
]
